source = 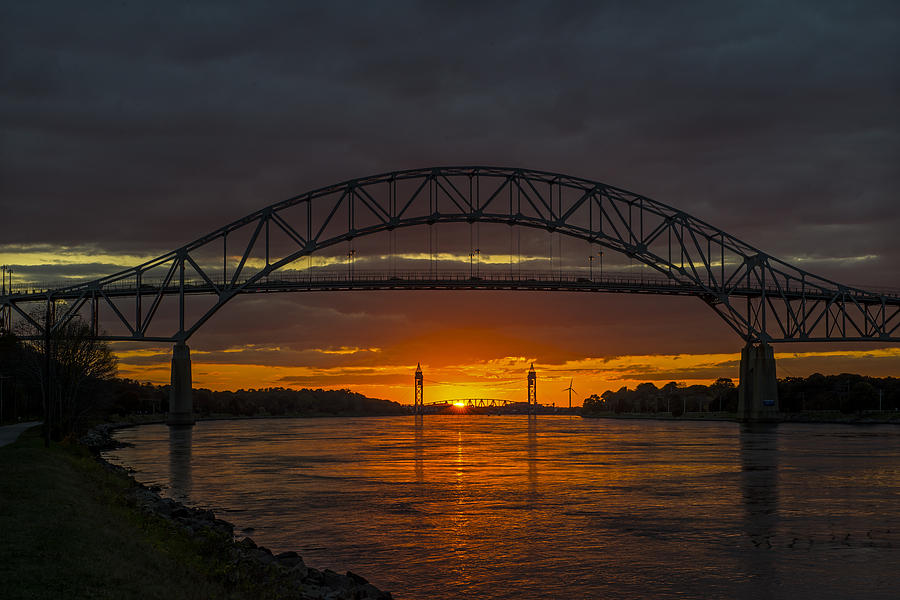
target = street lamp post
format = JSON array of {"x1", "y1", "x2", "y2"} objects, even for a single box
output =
[
  {"x1": 0, "y1": 374, "x2": 7, "y2": 424},
  {"x1": 0, "y1": 265, "x2": 10, "y2": 296},
  {"x1": 1, "y1": 265, "x2": 6, "y2": 333}
]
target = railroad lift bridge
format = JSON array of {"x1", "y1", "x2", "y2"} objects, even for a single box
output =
[{"x1": 2, "y1": 167, "x2": 899, "y2": 424}]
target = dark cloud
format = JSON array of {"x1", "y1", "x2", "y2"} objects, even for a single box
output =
[
  {"x1": 3, "y1": 2, "x2": 897, "y2": 255},
  {"x1": 2, "y1": 1, "x2": 898, "y2": 389}
]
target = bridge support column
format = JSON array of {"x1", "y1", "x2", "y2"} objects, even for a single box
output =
[
  {"x1": 738, "y1": 343, "x2": 779, "y2": 422},
  {"x1": 167, "y1": 343, "x2": 195, "y2": 427}
]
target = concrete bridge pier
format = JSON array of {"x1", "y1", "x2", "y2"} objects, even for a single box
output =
[
  {"x1": 738, "y1": 343, "x2": 779, "y2": 422},
  {"x1": 166, "y1": 343, "x2": 195, "y2": 427}
]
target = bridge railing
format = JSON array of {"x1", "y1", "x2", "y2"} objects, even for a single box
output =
[
  {"x1": 1, "y1": 270, "x2": 685, "y2": 296},
  {"x1": 7, "y1": 270, "x2": 900, "y2": 300}
]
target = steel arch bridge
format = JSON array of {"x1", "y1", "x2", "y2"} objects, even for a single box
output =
[
  {"x1": 1, "y1": 166, "x2": 898, "y2": 423},
  {"x1": 3, "y1": 166, "x2": 898, "y2": 344}
]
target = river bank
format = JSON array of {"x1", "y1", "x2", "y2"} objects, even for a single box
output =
[
  {"x1": 0, "y1": 424, "x2": 392, "y2": 600},
  {"x1": 581, "y1": 410, "x2": 900, "y2": 424}
]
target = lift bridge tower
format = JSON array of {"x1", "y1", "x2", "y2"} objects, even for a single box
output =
[
  {"x1": 527, "y1": 363, "x2": 537, "y2": 415},
  {"x1": 414, "y1": 363, "x2": 424, "y2": 415}
]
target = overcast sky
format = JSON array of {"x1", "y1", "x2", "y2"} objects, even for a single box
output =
[{"x1": 2, "y1": 1, "x2": 898, "y2": 401}]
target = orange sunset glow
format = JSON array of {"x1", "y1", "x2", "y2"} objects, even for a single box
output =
[{"x1": 113, "y1": 334, "x2": 900, "y2": 405}]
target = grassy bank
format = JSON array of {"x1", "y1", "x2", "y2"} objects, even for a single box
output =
[{"x1": 0, "y1": 427, "x2": 238, "y2": 599}]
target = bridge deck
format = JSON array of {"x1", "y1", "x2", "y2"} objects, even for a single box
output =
[{"x1": 5, "y1": 271, "x2": 899, "y2": 303}]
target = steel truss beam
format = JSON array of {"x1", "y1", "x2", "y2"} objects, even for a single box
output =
[{"x1": 2, "y1": 166, "x2": 898, "y2": 344}]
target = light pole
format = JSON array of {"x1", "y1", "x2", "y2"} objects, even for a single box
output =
[
  {"x1": 0, "y1": 374, "x2": 8, "y2": 424},
  {"x1": 599, "y1": 251, "x2": 603, "y2": 279},
  {"x1": 0, "y1": 265, "x2": 10, "y2": 295},
  {"x1": 589, "y1": 255, "x2": 594, "y2": 281},
  {"x1": 347, "y1": 248, "x2": 356, "y2": 279},
  {"x1": 1, "y1": 265, "x2": 6, "y2": 333}
]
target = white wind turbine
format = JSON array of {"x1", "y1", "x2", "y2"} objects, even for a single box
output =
[{"x1": 563, "y1": 379, "x2": 577, "y2": 409}]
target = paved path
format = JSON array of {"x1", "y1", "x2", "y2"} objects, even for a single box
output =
[{"x1": 0, "y1": 421, "x2": 42, "y2": 447}]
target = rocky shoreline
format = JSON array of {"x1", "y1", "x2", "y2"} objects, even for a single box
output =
[{"x1": 80, "y1": 424, "x2": 392, "y2": 600}]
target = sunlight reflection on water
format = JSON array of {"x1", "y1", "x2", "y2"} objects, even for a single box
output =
[{"x1": 107, "y1": 416, "x2": 900, "y2": 599}]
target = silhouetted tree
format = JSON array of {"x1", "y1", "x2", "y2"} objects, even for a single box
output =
[
  {"x1": 849, "y1": 381, "x2": 877, "y2": 413},
  {"x1": 582, "y1": 393, "x2": 605, "y2": 413},
  {"x1": 17, "y1": 305, "x2": 117, "y2": 439},
  {"x1": 662, "y1": 382, "x2": 681, "y2": 415},
  {"x1": 709, "y1": 377, "x2": 735, "y2": 412}
]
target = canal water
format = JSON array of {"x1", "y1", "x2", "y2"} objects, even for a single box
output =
[{"x1": 106, "y1": 416, "x2": 900, "y2": 599}]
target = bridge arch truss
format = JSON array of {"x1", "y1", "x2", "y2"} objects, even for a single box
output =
[{"x1": 2, "y1": 166, "x2": 899, "y2": 344}]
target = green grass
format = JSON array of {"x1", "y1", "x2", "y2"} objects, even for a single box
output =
[{"x1": 0, "y1": 427, "x2": 236, "y2": 599}]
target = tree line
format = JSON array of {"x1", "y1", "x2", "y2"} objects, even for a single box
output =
[
  {"x1": 582, "y1": 374, "x2": 900, "y2": 416},
  {"x1": 0, "y1": 307, "x2": 405, "y2": 440},
  {"x1": 582, "y1": 379, "x2": 738, "y2": 417},
  {"x1": 102, "y1": 379, "x2": 406, "y2": 418}
]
